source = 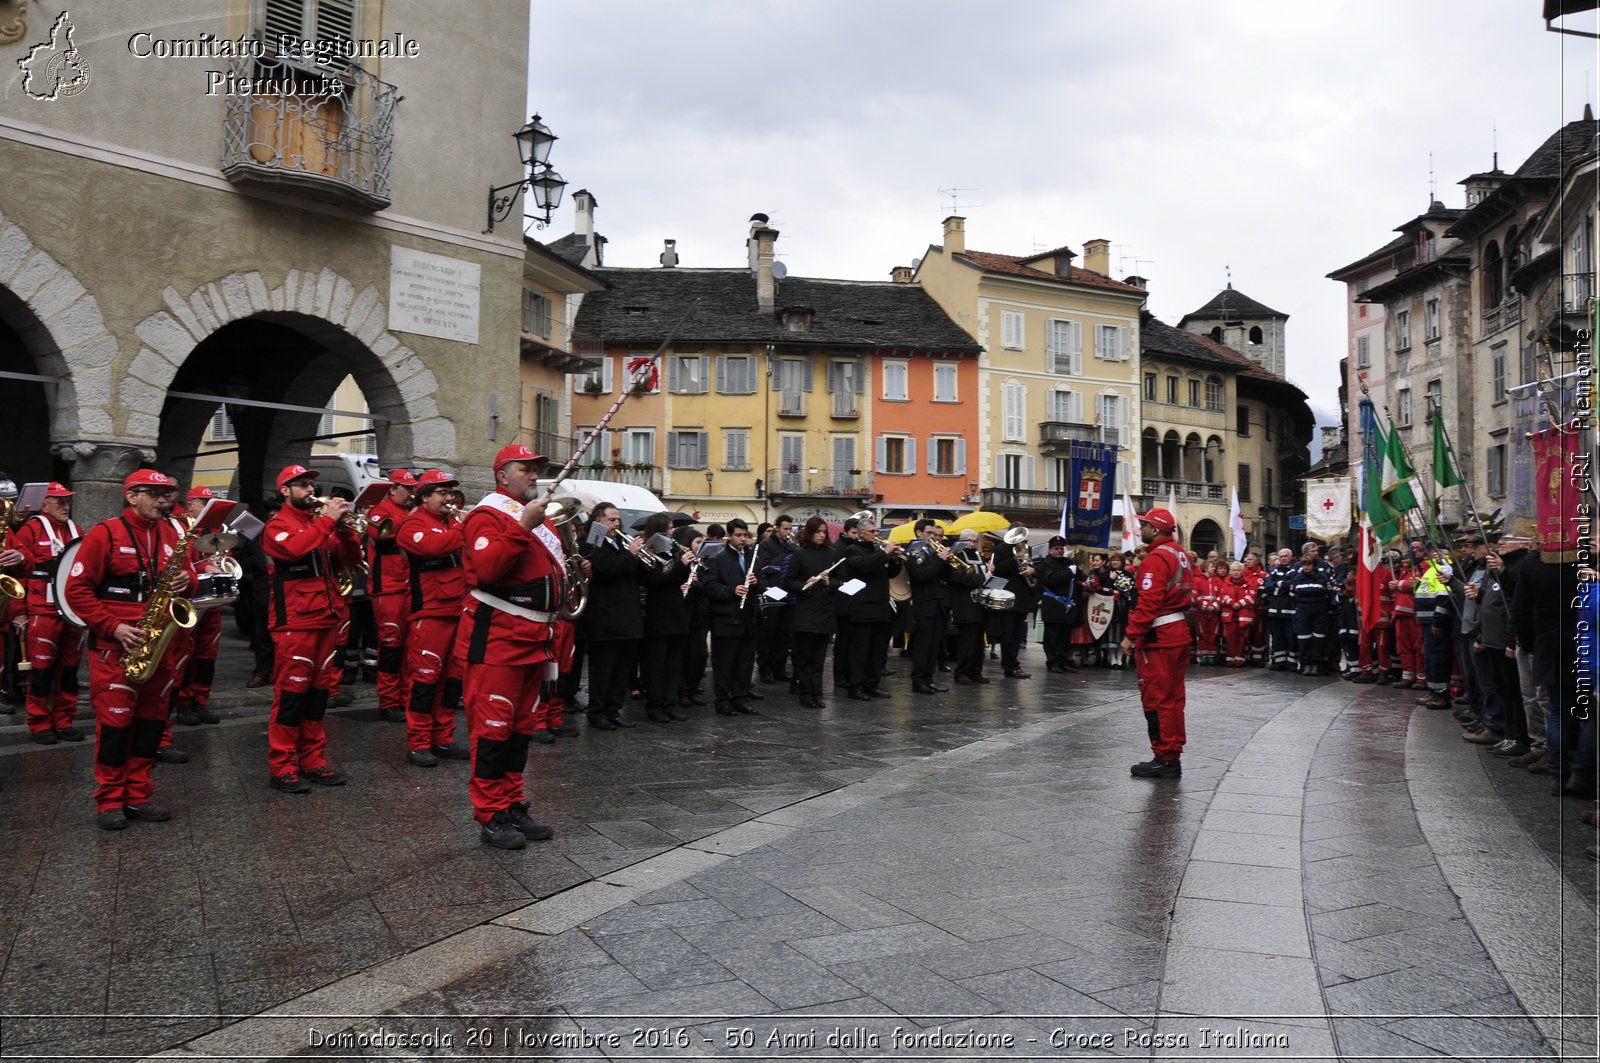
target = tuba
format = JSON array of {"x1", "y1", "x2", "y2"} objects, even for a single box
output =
[
  {"x1": 122, "y1": 525, "x2": 200, "y2": 682},
  {"x1": 545, "y1": 496, "x2": 589, "y2": 620},
  {"x1": 0, "y1": 499, "x2": 25, "y2": 600}
]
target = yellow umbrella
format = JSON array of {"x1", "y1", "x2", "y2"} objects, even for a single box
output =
[
  {"x1": 946, "y1": 510, "x2": 1010, "y2": 536},
  {"x1": 887, "y1": 518, "x2": 948, "y2": 544}
]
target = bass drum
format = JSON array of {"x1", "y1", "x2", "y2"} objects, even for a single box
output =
[{"x1": 53, "y1": 537, "x2": 89, "y2": 629}]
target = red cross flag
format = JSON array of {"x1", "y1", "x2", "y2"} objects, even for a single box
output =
[{"x1": 1305, "y1": 477, "x2": 1352, "y2": 540}]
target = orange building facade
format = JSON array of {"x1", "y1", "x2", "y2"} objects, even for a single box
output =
[{"x1": 870, "y1": 351, "x2": 982, "y2": 521}]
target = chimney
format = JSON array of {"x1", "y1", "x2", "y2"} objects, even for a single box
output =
[
  {"x1": 659, "y1": 239, "x2": 678, "y2": 268},
  {"x1": 890, "y1": 265, "x2": 913, "y2": 284},
  {"x1": 942, "y1": 215, "x2": 966, "y2": 255},
  {"x1": 1083, "y1": 238, "x2": 1111, "y2": 277},
  {"x1": 572, "y1": 189, "x2": 597, "y2": 239},
  {"x1": 749, "y1": 214, "x2": 779, "y2": 313},
  {"x1": 1124, "y1": 274, "x2": 1149, "y2": 308}
]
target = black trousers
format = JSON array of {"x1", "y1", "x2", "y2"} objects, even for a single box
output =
[
  {"x1": 791, "y1": 631, "x2": 830, "y2": 702},
  {"x1": 833, "y1": 615, "x2": 853, "y2": 684},
  {"x1": 757, "y1": 606, "x2": 793, "y2": 679},
  {"x1": 1292, "y1": 606, "x2": 1328, "y2": 668},
  {"x1": 1478, "y1": 645, "x2": 1526, "y2": 742},
  {"x1": 954, "y1": 622, "x2": 987, "y2": 679},
  {"x1": 587, "y1": 638, "x2": 639, "y2": 720},
  {"x1": 910, "y1": 609, "x2": 947, "y2": 685},
  {"x1": 681, "y1": 628, "x2": 708, "y2": 696},
  {"x1": 848, "y1": 620, "x2": 890, "y2": 693},
  {"x1": 1042, "y1": 622, "x2": 1072, "y2": 669},
  {"x1": 558, "y1": 635, "x2": 586, "y2": 706},
  {"x1": 711, "y1": 631, "x2": 757, "y2": 708},
  {"x1": 991, "y1": 612, "x2": 1026, "y2": 672},
  {"x1": 641, "y1": 634, "x2": 685, "y2": 718}
]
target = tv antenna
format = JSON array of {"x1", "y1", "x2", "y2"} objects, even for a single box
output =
[{"x1": 937, "y1": 187, "x2": 981, "y2": 214}]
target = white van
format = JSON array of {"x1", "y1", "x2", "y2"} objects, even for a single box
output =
[
  {"x1": 308, "y1": 453, "x2": 387, "y2": 500},
  {"x1": 534, "y1": 477, "x2": 667, "y2": 532}
]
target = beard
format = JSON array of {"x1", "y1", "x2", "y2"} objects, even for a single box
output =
[{"x1": 292, "y1": 495, "x2": 317, "y2": 511}]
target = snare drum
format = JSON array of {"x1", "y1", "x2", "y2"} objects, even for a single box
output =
[
  {"x1": 973, "y1": 587, "x2": 1016, "y2": 611},
  {"x1": 189, "y1": 571, "x2": 239, "y2": 610}
]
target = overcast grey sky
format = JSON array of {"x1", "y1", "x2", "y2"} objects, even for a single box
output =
[{"x1": 527, "y1": 1, "x2": 1598, "y2": 428}]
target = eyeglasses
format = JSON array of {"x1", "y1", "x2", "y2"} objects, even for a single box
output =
[{"x1": 134, "y1": 487, "x2": 178, "y2": 498}]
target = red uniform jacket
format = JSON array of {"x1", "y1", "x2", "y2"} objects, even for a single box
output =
[
  {"x1": 62, "y1": 509, "x2": 194, "y2": 644},
  {"x1": 365, "y1": 497, "x2": 412, "y2": 598},
  {"x1": 1392, "y1": 561, "x2": 1418, "y2": 617},
  {"x1": 12, "y1": 513, "x2": 80, "y2": 616},
  {"x1": 1243, "y1": 564, "x2": 1266, "y2": 597},
  {"x1": 1192, "y1": 573, "x2": 1222, "y2": 615},
  {"x1": 1221, "y1": 577, "x2": 1256, "y2": 625},
  {"x1": 1371, "y1": 563, "x2": 1395, "y2": 626},
  {"x1": 455, "y1": 494, "x2": 557, "y2": 667},
  {"x1": 263, "y1": 504, "x2": 361, "y2": 630},
  {"x1": 1125, "y1": 534, "x2": 1194, "y2": 648},
  {"x1": 397, "y1": 507, "x2": 465, "y2": 620}
]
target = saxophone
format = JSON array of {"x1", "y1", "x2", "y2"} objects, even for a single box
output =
[{"x1": 122, "y1": 526, "x2": 200, "y2": 682}]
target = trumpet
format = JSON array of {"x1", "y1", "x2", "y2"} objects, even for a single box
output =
[{"x1": 0, "y1": 499, "x2": 25, "y2": 600}]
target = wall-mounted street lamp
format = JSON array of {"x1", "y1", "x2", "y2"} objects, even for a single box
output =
[
  {"x1": 705, "y1": 470, "x2": 714, "y2": 495},
  {"x1": 486, "y1": 114, "x2": 568, "y2": 232}
]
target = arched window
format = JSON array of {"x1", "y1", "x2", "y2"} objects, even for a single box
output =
[
  {"x1": 1248, "y1": 325, "x2": 1263, "y2": 345},
  {"x1": 1483, "y1": 240, "x2": 1503, "y2": 307}
]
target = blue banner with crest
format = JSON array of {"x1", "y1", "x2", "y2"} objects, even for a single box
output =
[{"x1": 1059, "y1": 441, "x2": 1118, "y2": 548}]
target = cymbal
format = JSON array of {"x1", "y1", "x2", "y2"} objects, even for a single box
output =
[{"x1": 194, "y1": 530, "x2": 240, "y2": 553}]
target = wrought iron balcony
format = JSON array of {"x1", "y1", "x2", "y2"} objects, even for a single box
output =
[
  {"x1": 220, "y1": 44, "x2": 397, "y2": 211},
  {"x1": 1038, "y1": 421, "x2": 1100, "y2": 448},
  {"x1": 767, "y1": 467, "x2": 873, "y2": 499},
  {"x1": 979, "y1": 488, "x2": 1070, "y2": 514}
]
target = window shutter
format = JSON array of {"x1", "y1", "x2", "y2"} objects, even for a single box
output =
[
  {"x1": 1117, "y1": 326, "x2": 1129, "y2": 361},
  {"x1": 875, "y1": 436, "x2": 888, "y2": 474},
  {"x1": 926, "y1": 438, "x2": 937, "y2": 475},
  {"x1": 667, "y1": 357, "x2": 681, "y2": 393},
  {"x1": 955, "y1": 438, "x2": 967, "y2": 476},
  {"x1": 698, "y1": 431, "x2": 709, "y2": 465},
  {"x1": 715, "y1": 356, "x2": 727, "y2": 394},
  {"x1": 904, "y1": 438, "x2": 916, "y2": 476},
  {"x1": 1046, "y1": 320, "x2": 1063, "y2": 373},
  {"x1": 802, "y1": 360, "x2": 814, "y2": 392},
  {"x1": 826, "y1": 362, "x2": 840, "y2": 393},
  {"x1": 1071, "y1": 322, "x2": 1083, "y2": 375},
  {"x1": 855, "y1": 362, "x2": 866, "y2": 393},
  {"x1": 772, "y1": 359, "x2": 784, "y2": 392},
  {"x1": 1118, "y1": 396, "x2": 1130, "y2": 448},
  {"x1": 1022, "y1": 455, "x2": 1035, "y2": 490},
  {"x1": 601, "y1": 358, "x2": 613, "y2": 393},
  {"x1": 994, "y1": 454, "x2": 1005, "y2": 488}
]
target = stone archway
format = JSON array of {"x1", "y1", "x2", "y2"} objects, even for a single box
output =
[
  {"x1": 0, "y1": 212, "x2": 125, "y2": 513},
  {"x1": 127, "y1": 268, "x2": 453, "y2": 502},
  {"x1": 1190, "y1": 517, "x2": 1225, "y2": 558}
]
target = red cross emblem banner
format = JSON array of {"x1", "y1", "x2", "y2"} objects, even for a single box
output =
[
  {"x1": 1305, "y1": 478, "x2": 1352, "y2": 541},
  {"x1": 1059, "y1": 441, "x2": 1118, "y2": 548}
]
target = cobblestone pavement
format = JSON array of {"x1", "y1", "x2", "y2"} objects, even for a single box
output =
[{"x1": 0, "y1": 635, "x2": 1595, "y2": 1062}]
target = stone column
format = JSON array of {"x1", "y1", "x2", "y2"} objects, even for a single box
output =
[{"x1": 53, "y1": 440, "x2": 155, "y2": 524}]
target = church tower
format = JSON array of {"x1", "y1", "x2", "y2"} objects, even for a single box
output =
[{"x1": 1177, "y1": 283, "x2": 1288, "y2": 378}]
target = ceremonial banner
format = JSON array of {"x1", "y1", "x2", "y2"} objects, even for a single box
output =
[
  {"x1": 1532, "y1": 424, "x2": 1583, "y2": 561},
  {"x1": 1305, "y1": 478, "x2": 1352, "y2": 540},
  {"x1": 1061, "y1": 441, "x2": 1117, "y2": 549},
  {"x1": 1356, "y1": 515, "x2": 1384, "y2": 633},
  {"x1": 1229, "y1": 485, "x2": 1247, "y2": 559},
  {"x1": 1086, "y1": 592, "x2": 1116, "y2": 640}
]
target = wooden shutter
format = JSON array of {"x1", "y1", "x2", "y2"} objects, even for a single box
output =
[
  {"x1": 801, "y1": 360, "x2": 814, "y2": 392},
  {"x1": 827, "y1": 362, "x2": 841, "y2": 393},
  {"x1": 903, "y1": 438, "x2": 917, "y2": 476},
  {"x1": 954, "y1": 438, "x2": 967, "y2": 476},
  {"x1": 855, "y1": 361, "x2": 866, "y2": 393},
  {"x1": 875, "y1": 436, "x2": 888, "y2": 474},
  {"x1": 1021, "y1": 454, "x2": 1035, "y2": 490},
  {"x1": 1072, "y1": 322, "x2": 1083, "y2": 374},
  {"x1": 1117, "y1": 326, "x2": 1129, "y2": 361}
]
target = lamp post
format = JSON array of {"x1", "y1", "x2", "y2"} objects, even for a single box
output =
[{"x1": 486, "y1": 114, "x2": 568, "y2": 232}]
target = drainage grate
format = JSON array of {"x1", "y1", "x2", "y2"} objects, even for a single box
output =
[{"x1": 698, "y1": 739, "x2": 801, "y2": 759}]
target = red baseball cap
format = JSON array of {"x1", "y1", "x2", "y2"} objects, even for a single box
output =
[
  {"x1": 388, "y1": 468, "x2": 419, "y2": 488},
  {"x1": 186, "y1": 486, "x2": 216, "y2": 502},
  {"x1": 44, "y1": 482, "x2": 74, "y2": 497},
  {"x1": 276, "y1": 464, "x2": 319, "y2": 491},
  {"x1": 123, "y1": 469, "x2": 177, "y2": 493},
  {"x1": 1137, "y1": 508, "x2": 1177, "y2": 533},
  {"x1": 493, "y1": 443, "x2": 546, "y2": 472},
  {"x1": 415, "y1": 470, "x2": 459, "y2": 488}
]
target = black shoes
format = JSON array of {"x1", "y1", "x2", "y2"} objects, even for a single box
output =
[
  {"x1": 912, "y1": 683, "x2": 948, "y2": 694},
  {"x1": 715, "y1": 705, "x2": 738, "y2": 716},
  {"x1": 96, "y1": 808, "x2": 128, "y2": 831},
  {"x1": 1130, "y1": 758, "x2": 1182, "y2": 779},
  {"x1": 646, "y1": 712, "x2": 674, "y2": 724},
  {"x1": 530, "y1": 728, "x2": 557, "y2": 744},
  {"x1": 587, "y1": 713, "x2": 617, "y2": 731},
  {"x1": 302, "y1": 765, "x2": 348, "y2": 786},
  {"x1": 847, "y1": 691, "x2": 871, "y2": 702},
  {"x1": 407, "y1": 748, "x2": 439, "y2": 767},
  {"x1": 270, "y1": 771, "x2": 312, "y2": 794},
  {"x1": 1005, "y1": 670, "x2": 1031, "y2": 679},
  {"x1": 432, "y1": 743, "x2": 469, "y2": 760},
  {"x1": 733, "y1": 703, "x2": 759, "y2": 715},
  {"x1": 176, "y1": 705, "x2": 203, "y2": 726},
  {"x1": 679, "y1": 693, "x2": 707, "y2": 707},
  {"x1": 123, "y1": 803, "x2": 172, "y2": 822},
  {"x1": 330, "y1": 692, "x2": 354, "y2": 708},
  {"x1": 30, "y1": 730, "x2": 58, "y2": 746},
  {"x1": 744, "y1": 690, "x2": 766, "y2": 701},
  {"x1": 480, "y1": 812, "x2": 527, "y2": 850},
  {"x1": 154, "y1": 746, "x2": 190, "y2": 764},
  {"x1": 611, "y1": 714, "x2": 637, "y2": 729},
  {"x1": 551, "y1": 720, "x2": 582, "y2": 736},
  {"x1": 869, "y1": 689, "x2": 892, "y2": 699},
  {"x1": 507, "y1": 801, "x2": 554, "y2": 840},
  {"x1": 54, "y1": 726, "x2": 84, "y2": 742}
]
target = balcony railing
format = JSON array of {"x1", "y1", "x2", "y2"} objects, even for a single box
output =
[
  {"x1": 1481, "y1": 299, "x2": 1522, "y2": 337},
  {"x1": 220, "y1": 44, "x2": 397, "y2": 210},
  {"x1": 768, "y1": 467, "x2": 872, "y2": 499},
  {"x1": 1139, "y1": 401, "x2": 1226, "y2": 429},
  {"x1": 565, "y1": 462, "x2": 663, "y2": 492},
  {"x1": 777, "y1": 391, "x2": 808, "y2": 417},
  {"x1": 1142, "y1": 478, "x2": 1226, "y2": 504},
  {"x1": 1038, "y1": 421, "x2": 1100, "y2": 447},
  {"x1": 830, "y1": 392, "x2": 860, "y2": 418},
  {"x1": 980, "y1": 488, "x2": 1070, "y2": 514},
  {"x1": 1564, "y1": 271, "x2": 1595, "y2": 314}
]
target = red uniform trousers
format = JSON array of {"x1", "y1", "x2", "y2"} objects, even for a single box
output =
[
  {"x1": 1222, "y1": 621, "x2": 1250, "y2": 665},
  {"x1": 159, "y1": 626, "x2": 196, "y2": 750},
  {"x1": 24, "y1": 614, "x2": 83, "y2": 733},
  {"x1": 463, "y1": 661, "x2": 542, "y2": 825},
  {"x1": 1194, "y1": 614, "x2": 1220, "y2": 661},
  {"x1": 373, "y1": 593, "x2": 408, "y2": 710},
  {"x1": 269, "y1": 626, "x2": 340, "y2": 776},
  {"x1": 1134, "y1": 643, "x2": 1189, "y2": 762},
  {"x1": 405, "y1": 614, "x2": 461, "y2": 751},
  {"x1": 1393, "y1": 614, "x2": 1423, "y2": 681},
  {"x1": 89, "y1": 641, "x2": 179, "y2": 812},
  {"x1": 1358, "y1": 624, "x2": 1393, "y2": 674},
  {"x1": 532, "y1": 618, "x2": 575, "y2": 731},
  {"x1": 177, "y1": 607, "x2": 223, "y2": 708},
  {"x1": 329, "y1": 603, "x2": 352, "y2": 698}
]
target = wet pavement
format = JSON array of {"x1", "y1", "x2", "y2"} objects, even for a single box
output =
[{"x1": 0, "y1": 634, "x2": 1595, "y2": 1062}]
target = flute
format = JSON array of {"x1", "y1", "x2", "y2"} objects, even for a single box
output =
[
  {"x1": 737, "y1": 551, "x2": 758, "y2": 610},
  {"x1": 802, "y1": 555, "x2": 848, "y2": 591}
]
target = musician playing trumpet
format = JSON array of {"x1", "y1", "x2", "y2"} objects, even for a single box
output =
[
  {"x1": 948, "y1": 530, "x2": 992, "y2": 686},
  {"x1": 841, "y1": 518, "x2": 903, "y2": 701},
  {"x1": 906, "y1": 520, "x2": 961, "y2": 695},
  {"x1": 61, "y1": 470, "x2": 195, "y2": 830},
  {"x1": 367, "y1": 469, "x2": 419, "y2": 722},
  {"x1": 396, "y1": 470, "x2": 471, "y2": 768},
  {"x1": 172, "y1": 486, "x2": 226, "y2": 727},
  {"x1": 579, "y1": 502, "x2": 648, "y2": 731},
  {"x1": 262, "y1": 464, "x2": 363, "y2": 794}
]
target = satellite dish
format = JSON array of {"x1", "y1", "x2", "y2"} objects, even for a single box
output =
[
  {"x1": 911, "y1": 257, "x2": 922, "y2": 270},
  {"x1": 771, "y1": 261, "x2": 788, "y2": 279}
]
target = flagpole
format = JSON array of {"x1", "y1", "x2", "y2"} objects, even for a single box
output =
[
  {"x1": 1354, "y1": 373, "x2": 1449, "y2": 551},
  {"x1": 1426, "y1": 393, "x2": 1489, "y2": 539}
]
